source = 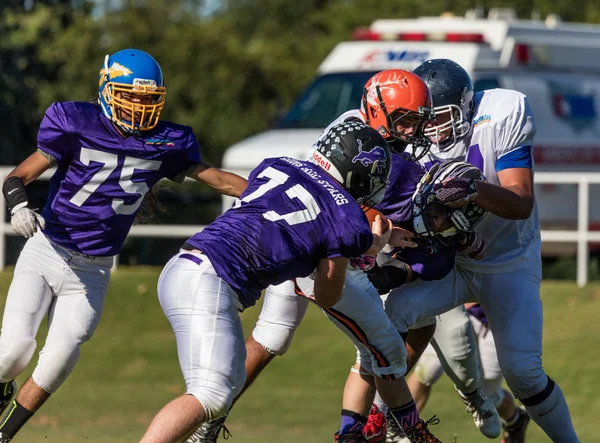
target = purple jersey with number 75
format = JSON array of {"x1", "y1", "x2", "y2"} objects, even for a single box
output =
[
  {"x1": 37, "y1": 101, "x2": 201, "y2": 256},
  {"x1": 185, "y1": 157, "x2": 374, "y2": 308}
]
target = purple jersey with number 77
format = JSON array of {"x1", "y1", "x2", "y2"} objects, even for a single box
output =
[
  {"x1": 185, "y1": 157, "x2": 374, "y2": 308},
  {"x1": 37, "y1": 101, "x2": 201, "y2": 256}
]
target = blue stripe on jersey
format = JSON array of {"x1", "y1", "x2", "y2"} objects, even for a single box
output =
[{"x1": 496, "y1": 145, "x2": 533, "y2": 172}]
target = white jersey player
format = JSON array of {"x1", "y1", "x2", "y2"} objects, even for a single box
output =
[{"x1": 383, "y1": 58, "x2": 579, "y2": 442}]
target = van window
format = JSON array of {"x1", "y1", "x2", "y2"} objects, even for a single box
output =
[
  {"x1": 278, "y1": 72, "x2": 378, "y2": 129},
  {"x1": 474, "y1": 78, "x2": 500, "y2": 92}
]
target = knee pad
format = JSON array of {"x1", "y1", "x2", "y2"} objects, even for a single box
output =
[
  {"x1": 252, "y1": 322, "x2": 296, "y2": 356},
  {"x1": 251, "y1": 283, "x2": 307, "y2": 356},
  {"x1": 33, "y1": 341, "x2": 80, "y2": 393},
  {"x1": 0, "y1": 337, "x2": 36, "y2": 382},
  {"x1": 190, "y1": 385, "x2": 235, "y2": 422}
]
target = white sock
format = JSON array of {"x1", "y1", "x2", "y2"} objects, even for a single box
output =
[{"x1": 523, "y1": 383, "x2": 579, "y2": 442}]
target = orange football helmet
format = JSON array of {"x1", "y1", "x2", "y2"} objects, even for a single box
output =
[{"x1": 360, "y1": 69, "x2": 435, "y2": 161}]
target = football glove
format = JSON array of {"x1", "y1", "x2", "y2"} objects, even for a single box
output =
[
  {"x1": 11, "y1": 207, "x2": 45, "y2": 238},
  {"x1": 366, "y1": 262, "x2": 410, "y2": 295},
  {"x1": 350, "y1": 255, "x2": 377, "y2": 272},
  {"x1": 432, "y1": 177, "x2": 478, "y2": 208}
]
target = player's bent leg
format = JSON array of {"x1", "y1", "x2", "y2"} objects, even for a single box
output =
[
  {"x1": 242, "y1": 279, "x2": 309, "y2": 397},
  {"x1": 325, "y1": 270, "x2": 408, "y2": 386},
  {"x1": 142, "y1": 252, "x2": 246, "y2": 443},
  {"x1": 0, "y1": 234, "x2": 57, "y2": 386},
  {"x1": 471, "y1": 315, "x2": 520, "y2": 423},
  {"x1": 186, "y1": 280, "x2": 309, "y2": 443},
  {"x1": 324, "y1": 270, "x2": 441, "y2": 442},
  {"x1": 252, "y1": 280, "x2": 309, "y2": 356},
  {"x1": 479, "y1": 267, "x2": 579, "y2": 442},
  {"x1": 368, "y1": 323, "x2": 437, "y2": 441},
  {"x1": 185, "y1": 336, "x2": 267, "y2": 443},
  {"x1": 431, "y1": 306, "x2": 480, "y2": 393},
  {"x1": 0, "y1": 234, "x2": 97, "y2": 441},
  {"x1": 432, "y1": 306, "x2": 501, "y2": 438},
  {"x1": 32, "y1": 257, "x2": 111, "y2": 395}
]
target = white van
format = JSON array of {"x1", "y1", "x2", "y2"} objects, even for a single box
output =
[{"x1": 223, "y1": 9, "x2": 600, "y2": 255}]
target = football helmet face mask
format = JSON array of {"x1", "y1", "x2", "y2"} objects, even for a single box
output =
[
  {"x1": 412, "y1": 161, "x2": 487, "y2": 250},
  {"x1": 311, "y1": 121, "x2": 391, "y2": 208},
  {"x1": 413, "y1": 59, "x2": 474, "y2": 152},
  {"x1": 359, "y1": 69, "x2": 435, "y2": 162},
  {"x1": 98, "y1": 49, "x2": 166, "y2": 134}
]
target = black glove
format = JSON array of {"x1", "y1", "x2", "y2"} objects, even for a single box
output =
[{"x1": 366, "y1": 262, "x2": 410, "y2": 295}]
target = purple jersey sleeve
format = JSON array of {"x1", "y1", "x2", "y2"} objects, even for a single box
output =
[
  {"x1": 37, "y1": 103, "x2": 74, "y2": 164},
  {"x1": 376, "y1": 154, "x2": 426, "y2": 224},
  {"x1": 163, "y1": 128, "x2": 202, "y2": 182}
]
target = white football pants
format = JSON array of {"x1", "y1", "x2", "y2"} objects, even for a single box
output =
[
  {"x1": 414, "y1": 313, "x2": 504, "y2": 405},
  {"x1": 384, "y1": 264, "x2": 545, "y2": 400},
  {"x1": 158, "y1": 251, "x2": 246, "y2": 421},
  {"x1": 0, "y1": 231, "x2": 112, "y2": 393}
]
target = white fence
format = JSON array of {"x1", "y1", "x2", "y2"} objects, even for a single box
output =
[
  {"x1": 0, "y1": 168, "x2": 599, "y2": 287},
  {"x1": 535, "y1": 172, "x2": 600, "y2": 287}
]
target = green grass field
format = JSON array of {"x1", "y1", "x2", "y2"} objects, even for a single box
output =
[{"x1": 0, "y1": 267, "x2": 598, "y2": 442}]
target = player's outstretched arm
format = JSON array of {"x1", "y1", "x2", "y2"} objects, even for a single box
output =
[
  {"x1": 313, "y1": 256, "x2": 349, "y2": 308},
  {"x1": 188, "y1": 162, "x2": 248, "y2": 197}
]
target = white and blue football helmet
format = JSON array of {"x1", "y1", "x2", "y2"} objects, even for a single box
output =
[{"x1": 98, "y1": 49, "x2": 166, "y2": 134}]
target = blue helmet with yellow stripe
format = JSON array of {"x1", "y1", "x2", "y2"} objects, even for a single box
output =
[{"x1": 98, "y1": 49, "x2": 166, "y2": 134}]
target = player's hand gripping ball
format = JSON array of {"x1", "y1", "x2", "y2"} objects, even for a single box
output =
[{"x1": 362, "y1": 206, "x2": 389, "y2": 231}]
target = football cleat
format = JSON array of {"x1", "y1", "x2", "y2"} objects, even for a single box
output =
[
  {"x1": 334, "y1": 422, "x2": 367, "y2": 443},
  {"x1": 185, "y1": 413, "x2": 231, "y2": 443},
  {"x1": 501, "y1": 406, "x2": 531, "y2": 443},
  {"x1": 385, "y1": 410, "x2": 410, "y2": 443},
  {"x1": 0, "y1": 382, "x2": 16, "y2": 416},
  {"x1": 363, "y1": 405, "x2": 386, "y2": 442},
  {"x1": 0, "y1": 432, "x2": 10, "y2": 443},
  {"x1": 457, "y1": 388, "x2": 502, "y2": 438},
  {"x1": 404, "y1": 416, "x2": 442, "y2": 443}
]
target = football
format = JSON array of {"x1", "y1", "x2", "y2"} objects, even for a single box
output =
[{"x1": 362, "y1": 206, "x2": 388, "y2": 228}]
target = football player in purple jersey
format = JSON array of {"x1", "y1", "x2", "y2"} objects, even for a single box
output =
[
  {"x1": 0, "y1": 49, "x2": 247, "y2": 442},
  {"x1": 139, "y1": 121, "x2": 394, "y2": 443}
]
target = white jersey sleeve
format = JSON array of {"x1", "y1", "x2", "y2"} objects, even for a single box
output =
[{"x1": 487, "y1": 90, "x2": 536, "y2": 161}]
